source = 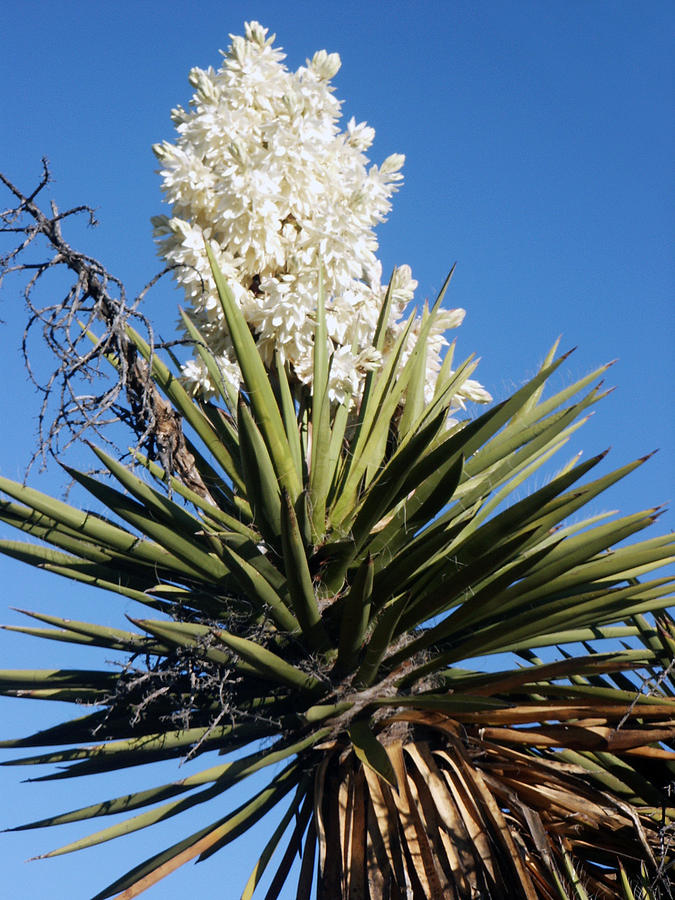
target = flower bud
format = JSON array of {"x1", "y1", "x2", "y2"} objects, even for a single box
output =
[{"x1": 309, "y1": 49, "x2": 341, "y2": 80}]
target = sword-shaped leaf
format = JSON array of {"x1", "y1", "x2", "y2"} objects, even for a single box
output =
[
  {"x1": 370, "y1": 694, "x2": 513, "y2": 713},
  {"x1": 354, "y1": 596, "x2": 406, "y2": 688},
  {"x1": 329, "y1": 309, "x2": 416, "y2": 525},
  {"x1": 349, "y1": 407, "x2": 448, "y2": 551},
  {"x1": 237, "y1": 398, "x2": 282, "y2": 545},
  {"x1": 336, "y1": 554, "x2": 374, "y2": 675},
  {"x1": 32, "y1": 731, "x2": 328, "y2": 856},
  {"x1": 205, "y1": 243, "x2": 301, "y2": 501},
  {"x1": 4, "y1": 610, "x2": 167, "y2": 654},
  {"x1": 215, "y1": 626, "x2": 324, "y2": 694},
  {"x1": 367, "y1": 454, "x2": 466, "y2": 575},
  {"x1": 218, "y1": 543, "x2": 299, "y2": 633},
  {"x1": 179, "y1": 307, "x2": 239, "y2": 414},
  {"x1": 88, "y1": 443, "x2": 213, "y2": 543},
  {"x1": 0, "y1": 539, "x2": 164, "y2": 604},
  {"x1": 124, "y1": 321, "x2": 242, "y2": 485},
  {"x1": 130, "y1": 449, "x2": 256, "y2": 539},
  {"x1": 62, "y1": 464, "x2": 228, "y2": 581},
  {"x1": 240, "y1": 785, "x2": 309, "y2": 900},
  {"x1": 348, "y1": 720, "x2": 397, "y2": 790},
  {"x1": 0, "y1": 477, "x2": 184, "y2": 573},
  {"x1": 279, "y1": 489, "x2": 327, "y2": 649},
  {"x1": 273, "y1": 352, "x2": 304, "y2": 484},
  {"x1": 91, "y1": 762, "x2": 301, "y2": 899},
  {"x1": 308, "y1": 269, "x2": 333, "y2": 537}
]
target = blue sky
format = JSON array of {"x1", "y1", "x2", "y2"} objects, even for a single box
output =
[{"x1": 1, "y1": 2, "x2": 673, "y2": 898}]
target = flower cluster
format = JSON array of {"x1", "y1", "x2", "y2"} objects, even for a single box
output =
[{"x1": 153, "y1": 21, "x2": 490, "y2": 407}]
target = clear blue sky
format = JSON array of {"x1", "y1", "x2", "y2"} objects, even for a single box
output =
[{"x1": 1, "y1": 2, "x2": 673, "y2": 898}]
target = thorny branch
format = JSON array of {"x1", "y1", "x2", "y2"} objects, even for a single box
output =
[{"x1": 0, "y1": 160, "x2": 211, "y2": 497}]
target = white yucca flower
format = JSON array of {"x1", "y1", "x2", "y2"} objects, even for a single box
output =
[{"x1": 153, "y1": 21, "x2": 491, "y2": 408}]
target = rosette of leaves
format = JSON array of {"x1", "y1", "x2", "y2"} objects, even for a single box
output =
[{"x1": 0, "y1": 252, "x2": 673, "y2": 899}]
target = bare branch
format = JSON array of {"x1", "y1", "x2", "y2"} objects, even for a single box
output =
[{"x1": 0, "y1": 161, "x2": 212, "y2": 498}]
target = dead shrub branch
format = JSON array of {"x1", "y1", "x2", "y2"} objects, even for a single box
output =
[{"x1": 0, "y1": 161, "x2": 210, "y2": 498}]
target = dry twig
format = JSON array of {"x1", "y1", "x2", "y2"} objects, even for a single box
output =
[{"x1": 0, "y1": 160, "x2": 210, "y2": 497}]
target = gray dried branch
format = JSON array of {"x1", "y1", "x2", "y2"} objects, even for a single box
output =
[{"x1": 0, "y1": 161, "x2": 212, "y2": 499}]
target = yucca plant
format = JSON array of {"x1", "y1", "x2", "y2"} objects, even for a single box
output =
[
  {"x1": 2, "y1": 21, "x2": 674, "y2": 900},
  {"x1": 1, "y1": 245, "x2": 674, "y2": 898}
]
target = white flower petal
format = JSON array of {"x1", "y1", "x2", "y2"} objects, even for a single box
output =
[{"x1": 154, "y1": 22, "x2": 489, "y2": 415}]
